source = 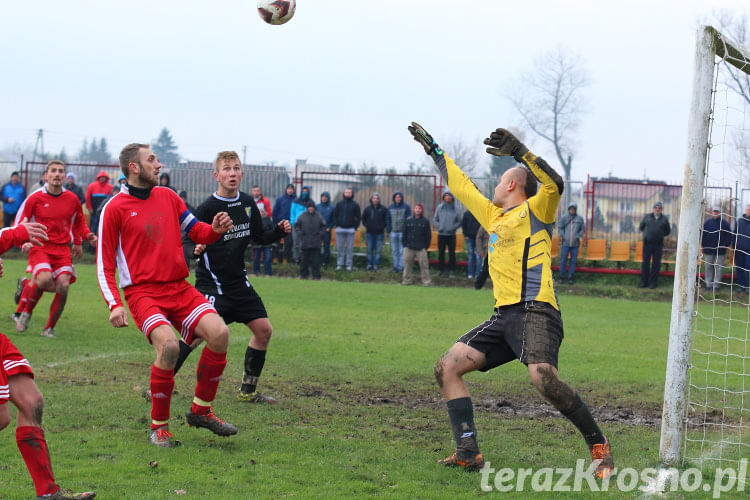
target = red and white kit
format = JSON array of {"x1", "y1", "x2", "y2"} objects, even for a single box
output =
[
  {"x1": 0, "y1": 225, "x2": 34, "y2": 403},
  {"x1": 96, "y1": 185, "x2": 222, "y2": 342},
  {"x1": 14, "y1": 185, "x2": 90, "y2": 280}
]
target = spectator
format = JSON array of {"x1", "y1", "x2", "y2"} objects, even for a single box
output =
[
  {"x1": 387, "y1": 191, "x2": 411, "y2": 274},
  {"x1": 159, "y1": 172, "x2": 177, "y2": 192},
  {"x1": 252, "y1": 204, "x2": 275, "y2": 277},
  {"x1": 290, "y1": 185, "x2": 312, "y2": 264},
  {"x1": 1, "y1": 171, "x2": 26, "y2": 227},
  {"x1": 85, "y1": 170, "x2": 113, "y2": 235},
  {"x1": 294, "y1": 201, "x2": 326, "y2": 279},
  {"x1": 734, "y1": 204, "x2": 750, "y2": 294},
  {"x1": 64, "y1": 172, "x2": 85, "y2": 204},
  {"x1": 362, "y1": 192, "x2": 388, "y2": 271},
  {"x1": 179, "y1": 190, "x2": 196, "y2": 272},
  {"x1": 316, "y1": 191, "x2": 334, "y2": 267},
  {"x1": 251, "y1": 185, "x2": 272, "y2": 218},
  {"x1": 433, "y1": 191, "x2": 462, "y2": 277},
  {"x1": 461, "y1": 209, "x2": 480, "y2": 280},
  {"x1": 273, "y1": 183, "x2": 297, "y2": 263},
  {"x1": 558, "y1": 202, "x2": 585, "y2": 284},
  {"x1": 401, "y1": 203, "x2": 432, "y2": 286},
  {"x1": 332, "y1": 187, "x2": 361, "y2": 271},
  {"x1": 638, "y1": 201, "x2": 671, "y2": 289},
  {"x1": 475, "y1": 225, "x2": 491, "y2": 290},
  {"x1": 702, "y1": 205, "x2": 732, "y2": 291}
]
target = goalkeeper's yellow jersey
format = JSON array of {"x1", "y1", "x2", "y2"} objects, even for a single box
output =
[{"x1": 436, "y1": 151, "x2": 562, "y2": 310}]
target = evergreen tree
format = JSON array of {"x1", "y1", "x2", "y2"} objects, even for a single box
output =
[
  {"x1": 78, "y1": 139, "x2": 89, "y2": 161},
  {"x1": 58, "y1": 148, "x2": 69, "y2": 163},
  {"x1": 97, "y1": 138, "x2": 112, "y2": 163},
  {"x1": 152, "y1": 127, "x2": 180, "y2": 164}
]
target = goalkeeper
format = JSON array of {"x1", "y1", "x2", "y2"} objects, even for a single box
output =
[{"x1": 408, "y1": 123, "x2": 613, "y2": 479}]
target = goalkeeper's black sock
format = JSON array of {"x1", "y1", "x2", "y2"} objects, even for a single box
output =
[
  {"x1": 559, "y1": 393, "x2": 605, "y2": 448},
  {"x1": 446, "y1": 397, "x2": 479, "y2": 457},
  {"x1": 172, "y1": 341, "x2": 194, "y2": 375},
  {"x1": 240, "y1": 347, "x2": 266, "y2": 394}
]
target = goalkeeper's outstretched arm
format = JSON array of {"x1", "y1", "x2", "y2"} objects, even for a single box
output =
[{"x1": 407, "y1": 122, "x2": 494, "y2": 228}]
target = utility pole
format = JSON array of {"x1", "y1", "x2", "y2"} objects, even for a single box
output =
[
  {"x1": 242, "y1": 145, "x2": 247, "y2": 165},
  {"x1": 31, "y1": 129, "x2": 45, "y2": 164}
]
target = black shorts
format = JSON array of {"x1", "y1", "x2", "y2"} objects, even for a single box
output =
[
  {"x1": 458, "y1": 301, "x2": 564, "y2": 370},
  {"x1": 200, "y1": 286, "x2": 268, "y2": 325}
]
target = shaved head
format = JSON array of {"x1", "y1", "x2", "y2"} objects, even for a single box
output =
[{"x1": 508, "y1": 166, "x2": 538, "y2": 198}]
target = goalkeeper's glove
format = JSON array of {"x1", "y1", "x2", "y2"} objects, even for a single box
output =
[
  {"x1": 483, "y1": 128, "x2": 529, "y2": 163},
  {"x1": 408, "y1": 122, "x2": 444, "y2": 161}
]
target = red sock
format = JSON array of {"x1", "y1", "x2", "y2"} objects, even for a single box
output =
[
  {"x1": 150, "y1": 365, "x2": 174, "y2": 429},
  {"x1": 21, "y1": 282, "x2": 43, "y2": 314},
  {"x1": 16, "y1": 426, "x2": 59, "y2": 496},
  {"x1": 45, "y1": 293, "x2": 67, "y2": 329},
  {"x1": 192, "y1": 348, "x2": 227, "y2": 415},
  {"x1": 15, "y1": 278, "x2": 30, "y2": 314}
]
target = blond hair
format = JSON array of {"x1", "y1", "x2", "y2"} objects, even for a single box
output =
[
  {"x1": 46, "y1": 160, "x2": 65, "y2": 171},
  {"x1": 214, "y1": 151, "x2": 241, "y2": 172}
]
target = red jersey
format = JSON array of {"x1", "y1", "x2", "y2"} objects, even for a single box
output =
[
  {"x1": 14, "y1": 185, "x2": 90, "y2": 245},
  {"x1": 96, "y1": 185, "x2": 222, "y2": 311},
  {"x1": 0, "y1": 224, "x2": 29, "y2": 254}
]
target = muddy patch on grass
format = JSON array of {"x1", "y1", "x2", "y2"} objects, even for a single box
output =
[{"x1": 295, "y1": 385, "x2": 663, "y2": 427}]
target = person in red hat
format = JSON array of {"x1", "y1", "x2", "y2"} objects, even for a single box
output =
[{"x1": 85, "y1": 169, "x2": 113, "y2": 235}]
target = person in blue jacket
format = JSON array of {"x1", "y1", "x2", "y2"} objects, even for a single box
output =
[
  {"x1": 273, "y1": 183, "x2": 297, "y2": 263},
  {"x1": 734, "y1": 204, "x2": 750, "y2": 294},
  {"x1": 702, "y1": 205, "x2": 732, "y2": 291},
  {"x1": 316, "y1": 191, "x2": 335, "y2": 267},
  {"x1": 386, "y1": 192, "x2": 411, "y2": 273},
  {"x1": 290, "y1": 186, "x2": 312, "y2": 264},
  {"x1": 1, "y1": 171, "x2": 26, "y2": 228}
]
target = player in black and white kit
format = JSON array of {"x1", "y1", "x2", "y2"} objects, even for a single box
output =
[{"x1": 172, "y1": 151, "x2": 291, "y2": 403}]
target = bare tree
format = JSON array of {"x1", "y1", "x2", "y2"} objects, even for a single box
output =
[
  {"x1": 715, "y1": 11, "x2": 750, "y2": 105},
  {"x1": 507, "y1": 46, "x2": 589, "y2": 203},
  {"x1": 444, "y1": 136, "x2": 482, "y2": 176},
  {"x1": 714, "y1": 12, "x2": 750, "y2": 184}
]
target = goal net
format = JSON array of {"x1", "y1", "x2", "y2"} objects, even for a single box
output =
[{"x1": 660, "y1": 25, "x2": 750, "y2": 469}]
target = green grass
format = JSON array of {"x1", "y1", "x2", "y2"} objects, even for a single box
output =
[{"x1": 0, "y1": 258, "x2": 747, "y2": 498}]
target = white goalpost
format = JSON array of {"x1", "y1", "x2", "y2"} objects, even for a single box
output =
[{"x1": 660, "y1": 25, "x2": 750, "y2": 468}]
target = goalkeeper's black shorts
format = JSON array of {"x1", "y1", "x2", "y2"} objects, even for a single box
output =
[{"x1": 457, "y1": 301, "x2": 563, "y2": 370}]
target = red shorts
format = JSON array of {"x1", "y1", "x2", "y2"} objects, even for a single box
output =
[
  {"x1": 0, "y1": 333, "x2": 34, "y2": 404},
  {"x1": 28, "y1": 244, "x2": 77, "y2": 283},
  {"x1": 124, "y1": 280, "x2": 217, "y2": 344}
]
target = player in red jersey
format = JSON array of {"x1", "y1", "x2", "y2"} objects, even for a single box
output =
[
  {"x1": 13, "y1": 160, "x2": 97, "y2": 338},
  {"x1": 0, "y1": 222, "x2": 96, "y2": 499},
  {"x1": 97, "y1": 143, "x2": 237, "y2": 447}
]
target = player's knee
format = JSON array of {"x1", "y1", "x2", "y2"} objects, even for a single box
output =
[
  {"x1": 160, "y1": 339, "x2": 181, "y2": 368},
  {"x1": 31, "y1": 398, "x2": 44, "y2": 426},
  {"x1": 55, "y1": 282, "x2": 69, "y2": 295},
  {"x1": 257, "y1": 324, "x2": 272, "y2": 345},
  {"x1": 434, "y1": 355, "x2": 447, "y2": 387}
]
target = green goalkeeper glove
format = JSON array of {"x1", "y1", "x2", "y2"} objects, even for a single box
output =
[
  {"x1": 483, "y1": 128, "x2": 529, "y2": 163},
  {"x1": 408, "y1": 122, "x2": 444, "y2": 161}
]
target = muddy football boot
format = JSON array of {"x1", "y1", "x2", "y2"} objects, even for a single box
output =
[
  {"x1": 185, "y1": 409, "x2": 238, "y2": 436},
  {"x1": 38, "y1": 488, "x2": 96, "y2": 499},
  {"x1": 237, "y1": 392, "x2": 277, "y2": 404},
  {"x1": 590, "y1": 436, "x2": 614, "y2": 479},
  {"x1": 148, "y1": 427, "x2": 177, "y2": 448}
]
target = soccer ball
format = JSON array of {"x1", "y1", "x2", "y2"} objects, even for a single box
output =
[{"x1": 257, "y1": 0, "x2": 296, "y2": 25}]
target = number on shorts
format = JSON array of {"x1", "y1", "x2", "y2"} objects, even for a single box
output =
[{"x1": 205, "y1": 294, "x2": 215, "y2": 306}]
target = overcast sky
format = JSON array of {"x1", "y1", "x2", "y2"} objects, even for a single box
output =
[{"x1": 1, "y1": 0, "x2": 748, "y2": 184}]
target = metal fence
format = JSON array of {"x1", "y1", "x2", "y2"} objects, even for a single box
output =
[
  {"x1": 584, "y1": 177, "x2": 733, "y2": 250},
  {"x1": 297, "y1": 170, "x2": 441, "y2": 216},
  {"x1": 23, "y1": 161, "x2": 291, "y2": 208}
]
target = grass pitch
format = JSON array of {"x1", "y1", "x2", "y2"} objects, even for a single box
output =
[{"x1": 0, "y1": 259, "x2": 745, "y2": 498}]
